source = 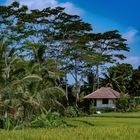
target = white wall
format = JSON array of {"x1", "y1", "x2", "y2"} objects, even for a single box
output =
[{"x1": 96, "y1": 99, "x2": 116, "y2": 108}]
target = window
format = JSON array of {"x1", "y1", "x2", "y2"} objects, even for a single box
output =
[{"x1": 102, "y1": 99, "x2": 108, "y2": 104}]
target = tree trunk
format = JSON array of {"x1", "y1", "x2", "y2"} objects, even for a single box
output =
[
  {"x1": 75, "y1": 67, "x2": 80, "y2": 107},
  {"x1": 65, "y1": 75, "x2": 69, "y2": 105},
  {"x1": 92, "y1": 74, "x2": 96, "y2": 92},
  {"x1": 96, "y1": 65, "x2": 100, "y2": 89},
  {"x1": 75, "y1": 80, "x2": 80, "y2": 107},
  {"x1": 75, "y1": 72, "x2": 78, "y2": 107}
]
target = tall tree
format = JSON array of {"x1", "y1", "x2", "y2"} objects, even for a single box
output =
[
  {"x1": 129, "y1": 66, "x2": 140, "y2": 96},
  {"x1": 88, "y1": 30, "x2": 129, "y2": 89}
]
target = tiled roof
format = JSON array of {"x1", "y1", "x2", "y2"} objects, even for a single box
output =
[{"x1": 83, "y1": 87, "x2": 120, "y2": 99}]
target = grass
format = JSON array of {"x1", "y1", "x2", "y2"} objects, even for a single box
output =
[
  {"x1": 0, "y1": 112, "x2": 140, "y2": 140},
  {"x1": 92, "y1": 112, "x2": 140, "y2": 118}
]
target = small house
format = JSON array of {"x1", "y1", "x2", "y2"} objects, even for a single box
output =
[{"x1": 83, "y1": 87, "x2": 120, "y2": 109}]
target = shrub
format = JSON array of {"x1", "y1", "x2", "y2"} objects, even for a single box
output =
[
  {"x1": 30, "y1": 110, "x2": 67, "y2": 128},
  {"x1": 2, "y1": 117, "x2": 14, "y2": 130},
  {"x1": 64, "y1": 106, "x2": 87, "y2": 117},
  {"x1": 134, "y1": 97, "x2": 140, "y2": 104},
  {"x1": 77, "y1": 109, "x2": 88, "y2": 117},
  {"x1": 89, "y1": 101, "x2": 96, "y2": 114},
  {"x1": 135, "y1": 105, "x2": 140, "y2": 112},
  {"x1": 64, "y1": 106, "x2": 78, "y2": 117},
  {"x1": 97, "y1": 107, "x2": 115, "y2": 113},
  {"x1": 0, "y1": 114, "x2": 21, "y2": 130},
  {"x1": 116, "y1": 97, "x2": 137, "y2": 112}
]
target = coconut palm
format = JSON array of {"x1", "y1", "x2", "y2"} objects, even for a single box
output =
[{"x1": 0, "y1": 39, "x2": 65, "y2": 129}]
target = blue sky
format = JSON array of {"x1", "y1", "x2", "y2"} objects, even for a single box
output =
[{"x1": 1, "y1": 0, "x2": 140, "y2": 68}]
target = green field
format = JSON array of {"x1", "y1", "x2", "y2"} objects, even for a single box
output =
[{"x1": 0, "y1": 113, "x2": 140, "y2": 140}]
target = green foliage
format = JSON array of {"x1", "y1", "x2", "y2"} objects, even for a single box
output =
[
  {"x1": 77, "y1": 109, "x2": 88, "y2": 117},
  {"x1": 101, "y1": 63, "x2": 133, "y2": 93},
  {"x1": 30, "y1": 110, "x2": 67, "y2": 128},
  {"x1": 89, "y1": 101, "x2": 96, "y2": 114},
  {"x1": 0, "y1": 36, "x2": 65, "y2": 129},
  {"x1": 0, "y1": 114, "x2": 140, "y2": 140},
  {"x1": 64, "y1": 106, "x2": 87, "y2": 117},
  {"x1": 129, "y1": 67, "x2": 140, "y2": 96},
  {"x1": 64, "y1": 106, "x2": 78, "y2": 117},
  {"x1": 116, "y1": 97, "x2": 137, "y2": 112},
  {"x1": 97, "y1": 107, "x2": 115, "y2": 113},
  {"x1": 0, "y1": 1, "x2": 138, "y2": 131},
  {"x1": 116, "y1": 97, "x2": 129, "y2": 112},
  {"x1": 135, "y1": 105, "x2": 140, "y2": 112},
  {"x1": 134, "y1": 97, "x2": 140, "y2": 104},
  {"x1": 3, "y1": 117, "x2": 14, "y2": 130}
]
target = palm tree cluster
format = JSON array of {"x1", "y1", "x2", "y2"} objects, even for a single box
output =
[
  {"x1": 101, "y1": 63, "x2": 140, "y2": 96},
  {"x1": 0, "y1": 40, "x2": 66, "y2": 129}
]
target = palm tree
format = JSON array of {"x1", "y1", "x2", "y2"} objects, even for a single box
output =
[
  {"x1": 0, "y1": 39, "x2": 65, "y2": 129},
  {"x1": 101, "y1": 71, "x2": 123, "y2": 92}
]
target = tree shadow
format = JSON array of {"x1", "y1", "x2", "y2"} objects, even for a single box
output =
[{"x1": 72, "y1": 119, "x2": 95, "y2": 127}]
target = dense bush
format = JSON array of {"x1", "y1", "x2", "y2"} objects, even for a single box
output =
[
  {"x1": 89, "y1": 101, "x2": 96, "y2": 114},
  {"x1": 97, "y1": 107, "x2": 115, "y2": 113},
  {"x1": 116, "y1": 97, "x2": 137, "y2": 112},
  {"x1": 0, "y1": 115, "x2": 22, "y2": 130},
  {"x1": 30, "y1": 110, "x2": 67, "y2": 128},
  {"x1": 64, "y1": 106, "x2": 78, "y2": 117},
  {"x1": 134, "y1": 97, "x2": 140, "y2": 104},
  {"x1": 77, "y1": 109, "x2": 88, "y2": 117},
  {"x1": 135, "y1": 105, "x2": 140, "y2": 112},
  {"x1": 64, "y1": 106, "x2": 87, "y2": 117}
]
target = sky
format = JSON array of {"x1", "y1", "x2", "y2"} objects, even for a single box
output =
[{"x1": 0, "y1": 0, "x2": 140, "y2": 68}]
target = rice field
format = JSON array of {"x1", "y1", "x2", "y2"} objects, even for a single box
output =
[{"x1": 0, "y1": 113, "x2": 140, "y2": 140}]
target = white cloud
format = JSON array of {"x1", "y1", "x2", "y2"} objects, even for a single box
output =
[
  {"x1": 5, "y1": 0, "x2": 84, "y2": 15},
  {"x1": 59, "y1": 2, "x2": 84, "y2": 15},
  {"x1": 123, "y1": 56, "x2": 140, "y2": 64},
  {"x1": 123, "y1": 28, "x2": 138, "y2": 44}
]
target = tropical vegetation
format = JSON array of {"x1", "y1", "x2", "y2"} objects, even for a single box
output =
[{"x1": 0, "y1": 1, "x2": 140, "y2": 130}]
